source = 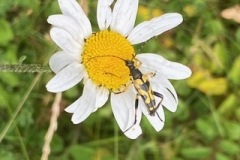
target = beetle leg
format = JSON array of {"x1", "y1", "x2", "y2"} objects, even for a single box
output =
[
  {"x1": 123, "y1": 94, "x2": 139, "y2": 133},
  {"x1": 145, "y1": 72, "x2": 156, "y2": 78},
  {"x1": 113, "y1": 79, "x2": 132, "y2": 94},
  {"x1": 154, "y1": 91, "x2": 163, "y2": 105},
  {"x1": 132, "y1": 58, "x2": 142, "y2": 68},
  {"x1": 156, "y1": 112, "x2": 164, "y2": 122},
  {"x1": 153, "y1": 91, "x2": 164, "y2": 122}
]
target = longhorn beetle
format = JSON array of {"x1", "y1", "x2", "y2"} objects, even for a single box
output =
[
  {"x1": 83, "y1": 55, "x2": 164, "y2": 132},
  {"x1": 123, "y1": 58, "x2": 164, "y2": 132}
]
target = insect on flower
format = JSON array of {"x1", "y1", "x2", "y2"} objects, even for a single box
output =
[
  {"x1": 124, "y1": 58, "x2": 164, "y2": 132},
  {"x1": 46, "y1": 0, "x2": 192, "y2": 139},
  {"x1": 84, "y1": 55, "x2": 164, "y2": 132}
]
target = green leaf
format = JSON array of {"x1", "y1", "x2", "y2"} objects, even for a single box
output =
[
  {"x1": 218, "y1": 94, "x2": 238, "y2": 117},
  {"x1": 0, "y1": 1, "x2": 12, "y2": 16},
  {"x1": 229, "y1": 56, "x2": 240, "y2": 86},
  {"x1": 236, "y1": 108, "x2": 240, "y2": 121},
  {"x1": 216, "y1": 153, "x2": 230, "y2": 160},
  {"x1": 196, "y1": 118, "x2": 217, "y2": 140},
  {"x1": 235, "y1": 28, "x2": 240, "y2": 43},
  {"x1": 209, "y1": 20, "x2": 225, "y2": 35},
  {"x1": 5, "y1": 45, "x2": 18, "y2": 63},
  {"x1": 0, "y1": 150, "x2": 16, "y2": 160},
  {"x1": 212, "y1": 42, "x2": 229, "y2": 70},
  {"x1": 68, "y1": 145, "x2": 95, "y2": 160},
  {"x1": 172, "y1": 158, "x2": 184, "y2": 160},
  {"x1": 174, "y1": 100, "x2": 189, "y2": 121},
  {"x1": 224, "y1": 121, "x2": 240, "y2": 140},
  {"x1": 174, "y1": 81, "x2": 192, "y2": 97},
  {"x1": 91, "y1": 148, "x2": 113, "y2": 160},
  {"x1": 0, "y1": 85, "x2": 10, "y2": 107},
  {"x1": 51, "y1": 134, "x2": 64, "y2": 153},
  {"x1": 0, "y1": 19, "x2": 14, "y2": 46},
  {"x1": 181, "y1": 147, "x2": 211, "y2": 159},
  {"x1": 17, "y1": 105, "x2": 34, "y2": 127},
  {"x1": 198, "y1": 78, "x2": 228, "y2": 95},
  {"x1": 0, "y1": 73, "x2": 20, "y2": 87},
  {"x1": 219, "y1": 140, "x2": 240, "y2": 155},
  {"x1": 187, "y1": 70, "x2": 207, "y2": 88}
]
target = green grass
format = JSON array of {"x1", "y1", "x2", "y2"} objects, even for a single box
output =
[{"x1": 0, "y1": 0, "x2": 240, "y2": 160}]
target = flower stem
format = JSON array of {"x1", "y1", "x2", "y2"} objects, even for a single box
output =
[
  {"x1": 0, "y1": 64, "x2": 51, "y2": 73},
  {"x1": 0, "y1": 73, "x2": 43, "y2": 143},
  {"x1": 41, "y1": 93, "x2": 62, "y2": 160}
]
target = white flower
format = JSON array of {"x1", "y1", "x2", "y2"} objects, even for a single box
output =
[{"x1": 46, "y1": 0, "x2": 191, "y2": 139}]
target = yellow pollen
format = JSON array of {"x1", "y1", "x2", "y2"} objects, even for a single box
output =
[{"x1": 82, "y1": 30, "x2": 135, "y2": 91}]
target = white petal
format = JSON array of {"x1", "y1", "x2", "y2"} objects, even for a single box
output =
[
  {"x1": 71, "y1": 79, "x2": 97, "y2": 124},
  {"x1": 58, "y1": 0, "x2": 92, "y2": 38},
  {"x1": 153, "y1": 75, "x2": 178, "y2": 112},
  {"x1": 140, "y1": 99, "x2": 165, "y2": 132},
  {"x1": 124, "y1": 101, "x2": 142, "y2": 139},
  {"x1": 65, "y1": 99, "x2": 78, "y2": 113},
  {"x1": 50, "y1": 27, "x2": 83, "y2": 54},
  {"x1": 97, "y1": 0, "x2": 113, "y2": 30},
  {"x1": 111, "y1": 86, "x2": 141, "y2": 132},
  {"x1": 93, "y1": 86, "x2": 109, "y2": 111},
  {"x1": 128, "y1": 13, "x2": 183, "y2": 44},
  {"x1": 49, "y1": 51, "x2": 79, "y2": 73},
  {"x1": 150, "y1": 78, "x2": 178, "y2": 112},
  {"x1": 46, "y1": 62, "x2": 84, "y2": 93},
  {"x1": 47, "y1": 15, "x2": 84, "y2": 45},
  {"x1": 124, "y1": 124, "x2": 142, "y2": 139},
  {"x1": 110, "y1": 0, "x2": 139, "y2": 37},
  {"x1": 137, "y1": 53, "x2": 192, "y2": 80}
]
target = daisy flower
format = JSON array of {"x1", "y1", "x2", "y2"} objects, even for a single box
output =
[{"x1": 46, "y1": 0, "x2": 191, "y2": 139}]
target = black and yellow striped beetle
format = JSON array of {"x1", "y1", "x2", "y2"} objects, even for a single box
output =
[{"x1": 123, "y1": 58, "x2": 164, "y2": 132}]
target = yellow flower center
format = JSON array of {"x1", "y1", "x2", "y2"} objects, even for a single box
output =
[{"x1": 82, "y1": 30, "x2": 135, "y2": 91}]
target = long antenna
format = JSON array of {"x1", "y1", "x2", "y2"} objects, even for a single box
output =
[{"x1": 83, "y1": 55, "x2": 131, "y2": 64}]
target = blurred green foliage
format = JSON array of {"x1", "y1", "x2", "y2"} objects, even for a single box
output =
[{"x1": 0, "y1": 0, "x2": 240, "y2": 160}]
